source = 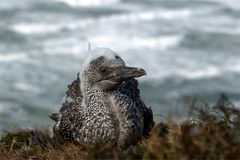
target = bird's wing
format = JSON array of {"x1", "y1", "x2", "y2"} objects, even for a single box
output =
[
  {"x1": 50, "y1": 73, "x2": 84, "y2": 141},
  {"x1": 50, "y1": 73, "x2": 82, "y2": 121},
  {"x1": 118, "y1": 79, "x2": 154, "y2": 137},
  {"x1": 60, "y1": 73, "x2": 83, "y2": 113}
]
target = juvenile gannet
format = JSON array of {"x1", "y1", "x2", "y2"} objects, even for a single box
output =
[{"x1": 50, "y1": 48, "x2": 154, "y2": 149}]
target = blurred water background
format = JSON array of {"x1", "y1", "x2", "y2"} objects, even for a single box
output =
[{"x1": 0, "y1": 0, "x2": 240, "y2": 130}]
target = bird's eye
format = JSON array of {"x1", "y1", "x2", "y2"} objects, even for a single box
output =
[
  {"x1": 115, "y1": 55, "x2": 120, "y2": 59},
  {"x1": 100, "y1": 67, "x2": 107, "y2": 73}
]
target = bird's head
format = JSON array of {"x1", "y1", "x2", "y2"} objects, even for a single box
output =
[{"x1": 80, "y1": 48, "x2": 146, "y2": 91}]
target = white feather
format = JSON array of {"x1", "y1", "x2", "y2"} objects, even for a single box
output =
[{"x1": 80, "y1": 47, "x2": 118, "y2": 79}]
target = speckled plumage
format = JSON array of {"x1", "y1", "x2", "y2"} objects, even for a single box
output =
[{"x1": 50, "y1": 48, "x2": 154, "y2": 149}]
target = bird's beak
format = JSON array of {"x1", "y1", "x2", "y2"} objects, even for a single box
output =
[{"x1": 105, "y1": 66, "x2": 146, "y2": 83}]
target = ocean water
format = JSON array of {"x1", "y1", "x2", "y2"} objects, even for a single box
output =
[{"x1": 0, "y1": 0, "x2": 240, "y2": 130}]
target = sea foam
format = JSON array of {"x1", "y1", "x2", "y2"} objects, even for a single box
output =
[
  {"x1": 176, "y1": 66, "x2": 221, "y2": 79},
  {"x1": 88, "y1": 35, "x2": 183, "y2": 51},
  {"x1": 11, "y1": 23, "x2": 61, "y2": 35},
  {"x1": 0, "y1": 53, "x2": 28, "y2": 62},
  {"x1": 53, "y1": 0, "x2": 119, "y2": 7},
  {"x1": 11, "y1": 8, "x2": 191, "y2": 35}
]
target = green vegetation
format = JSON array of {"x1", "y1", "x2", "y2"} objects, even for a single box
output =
[{"x1": 0, "y1": 94, "x2": 239, "y2": 160}]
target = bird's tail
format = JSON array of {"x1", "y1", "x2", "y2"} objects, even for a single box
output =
[{"x1": 49, "y1": 113, "x2": 61, "y2": 122}]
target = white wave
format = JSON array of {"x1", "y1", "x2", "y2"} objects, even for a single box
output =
[
  {"x1": 139, "y1": 9, "x2": 191, "y2": 20},
  {"x1": 42, "y1": 33, "x2": 182, "y2": 57},
  {"x1": 0, "y1": 53, "x2": 28, "y2": 62},
  {"x1": 210, "y1": 0, "x2": 240, "y2": 10},
  {"x1": 11, "y1": 18, "x2": 95, "y2": 34},
  {"x1": 203, "y1": 26, "x2": 240, "y2": 35},
  {"x1": 176, "y1": 66, "x2": 221, "y2": 79},
  {"x1": 139, "y1": 66, "x2": 222, "y2": 82},
  {"x1": 54, "y1": 0, "x2": 119, "y2": 7},
  {"x1": 11, "y1": 23, "x2": 61, "y2": 35},
  {"x1": 100, "y1": 8, "x2": 191, "y2": 22},
  {"x1": 89, "y1": 35, "x2": 183, "y2": 51},
  {"x1": 11, "y1": 8, "x2": 191, "y2": 35},
  {"x1": 132, "y1": 35, "x2": 183, "y2": 50},
  {"x1": 225, "y1": 59, "x2": 240, "y2": 73},
  {"x1": 0, "y1": 0, "x2": 30, "y2": 10},
  {"x1": 43, "y1": 44, "x2": 84, "y2": 56},
  {"x1": 42, "y1": 37, "x2": 88, "y2": 57},
  {"x1": 14, "y1": 83, "x2": 42, "y2": 94}
]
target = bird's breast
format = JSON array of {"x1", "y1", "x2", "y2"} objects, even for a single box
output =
[{"x1": 79, "y1": 94, "x2": 120, "y2": 147}]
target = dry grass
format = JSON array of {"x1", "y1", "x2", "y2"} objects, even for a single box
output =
[{"x1": 0, "y1": 94, "x2": 240, "y2": 160}]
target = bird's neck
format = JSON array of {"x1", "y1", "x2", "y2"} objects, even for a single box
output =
[{"x1": 82, "y1": 86, "x2": 116, "y2": 109}]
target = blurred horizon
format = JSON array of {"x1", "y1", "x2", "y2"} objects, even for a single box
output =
[{"x1": 0, "y1": 0, "x2": 240, "y2": 130}]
